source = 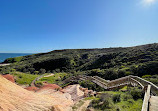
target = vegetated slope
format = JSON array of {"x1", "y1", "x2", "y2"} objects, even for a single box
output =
[
  {"x1": 0, "y1": 75, "x2": 73, "y2": 111},
  {"x1": 2, "y1": 43, "x2": 158, "y2": 79},
  {"x1": 3, "y1": 47, "x2": 127, "y2": 72}
]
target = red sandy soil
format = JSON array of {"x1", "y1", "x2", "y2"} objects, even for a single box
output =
[
  {"x1": 38, "y1": 84, "x2": 62, "y2": 91},
  {"x1": 25, "y1": 84, "x2": 61, "y2": 92},
  {"x1": 0, "y1": 75, "x2": 73, "y2": 111},
  {"x1": 2, "y1": 74, "x2": 15, "y2": 83},
  {"x1": 25, "y1": 86, "x2": 39, "y2": 92}
]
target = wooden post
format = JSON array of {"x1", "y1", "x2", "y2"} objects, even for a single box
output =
[{"x1": 127, "y1": 76, "x2": 130, "y2": 91}]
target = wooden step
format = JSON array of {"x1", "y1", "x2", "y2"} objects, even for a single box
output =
[{"x1": 149, "y1": 96, "x2": 158, "y2": 111}]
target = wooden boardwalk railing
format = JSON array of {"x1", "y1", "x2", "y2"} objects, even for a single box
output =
[
  {"x1": 62, "y1": 75, "x2": 158, "y2": 111},
  {"x1": 142, "y1": 85, "x2": 151, "y2": 111},
  {"x1": 141, "y1": 84, "x2": 158, "y2": 111},
  {"x1": 130, "y1": 75, "x2": 158, "y2": 96},
  {"x1": 63, "y1": 75, "x2": 145, "y2": 90}
]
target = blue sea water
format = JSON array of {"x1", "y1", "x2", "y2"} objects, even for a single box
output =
[{"x1": 0, "y1": 53, "x2": 32, "y2": 63}]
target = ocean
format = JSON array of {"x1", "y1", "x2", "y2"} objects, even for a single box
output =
[{"x1": 0, "y1": 53, "x2": 32, "y2": 63}]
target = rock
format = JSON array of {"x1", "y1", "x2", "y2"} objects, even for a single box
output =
[
  {"x1": 2, "y1": 74, "x2": 15, "y2": 83},
  {"x1": 62, "y1": 84, "x2": 84, "y2": 102},
  {"x1": 0, "y1": 75, "x2": 73, "y2": 111}
]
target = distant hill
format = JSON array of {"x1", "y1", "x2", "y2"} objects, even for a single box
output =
[
  {"x1": 1, "y1": 43, "x2": 158, "y2": 80},
  {"x1": 0, "y1": 53, "x2": 31, "y2": 63}
]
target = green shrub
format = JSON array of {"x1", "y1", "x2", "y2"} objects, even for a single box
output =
[
  {"x1": 4, "y1": 71, "x2": 10, "y2": 74},
  {"x1": 130, "y1": 89, "x2": 143, "y2": 100},
  {"x1": 100, "y1": 93, "x2": 111, "y2": 102},
  {"x1": 122, "y1": 94, "x2": 133, "y2": 101},
  {"x1": 35, "y1": 81, "x2": 43, "y2": 87},
  {"x1": 18, "y1": 75, "x2": 22, "y2": 78},
  {"x1": 34, "y1": 71, "x2": 39, "y2": 74},
  {"x1": 90, "y1": 93, "x2": 114, "y2": 110},
  {"x1": 112, "y1": 94, "x2": 121, "y2": 103},
  {"x1": 39, "y1": 68, "x2": 46, "y2": 74},
  {"x1": 127, "y1": 99, "x2": 134, "y2": 105},
  {"x1": 4, "y1": 56, "x2": 23, "y2": 63},
  {"x1": 11, "y1": 69, "x2": 16, "y2": 72},
  {"x1": 91, "y1": 98, "x2": 113, "y2": 110},
  {"x1": 142, "y1": 75, "x2": 152, "y2": 78}
]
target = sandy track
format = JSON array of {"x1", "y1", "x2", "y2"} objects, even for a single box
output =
[{"x1": 44, "y1": 74, "x2": 54, "y2": 77}]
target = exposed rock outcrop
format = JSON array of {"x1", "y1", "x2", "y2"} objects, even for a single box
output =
[
  {"x1": 62, "y1": 84, "x2": 85, "y2": 102},
  {"x1": 0, "y1": 75, "x2": 73, "y2": 111}
]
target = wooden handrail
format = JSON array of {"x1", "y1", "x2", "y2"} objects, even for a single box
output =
[
  {"x1": 130, "y1": 75, "x2": 158, "y2": 95},
  {"x1": 141, "y1": 85, "x2": 151, "y2": 111},
  {"x1": 130, "y1": 78, "x2": 144, "y2": 89}
]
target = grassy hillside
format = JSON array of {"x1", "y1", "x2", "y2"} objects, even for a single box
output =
[
  {"x1": 1, "y1": 43, "x2": 158, "y2": 81},
  {"x1": 10, "y1": 71, "x2": 39, "y2": 85}
]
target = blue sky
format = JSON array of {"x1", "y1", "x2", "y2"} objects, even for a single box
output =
[{"x1": 0, "y1": 0, "x2": 158, "y2": 53}]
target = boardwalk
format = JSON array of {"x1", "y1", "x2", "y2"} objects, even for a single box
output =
[
  {"x1": 63, "y1": 75, "x2": 158, "y2": 111},
  {"x1": 149, "y1": 96, "x2": 158, "y2": 111}
]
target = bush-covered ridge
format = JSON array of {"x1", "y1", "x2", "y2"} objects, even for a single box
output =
[{"x1": 1, "y1": 43, "x2": 158, "y2": 80}]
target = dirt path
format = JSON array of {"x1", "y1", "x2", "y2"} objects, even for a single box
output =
[
  {"x1": 43, "y1": 73, "x2": 54, "y2": 77},
  {"x1": 76, "y1": 100, "x2": 91, "y2": 111},
  {"x1": 31, "y1": 73, "x2": 54, "y2": 87}
]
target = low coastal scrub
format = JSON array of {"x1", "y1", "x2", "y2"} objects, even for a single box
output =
[
  {"x1": 89, "y1": 89, "x2": 143, "y2": 111},
  {"x1": 112, "y1": 94, "x2": 121, "y2": 103},
  {"x1": 3, "y1": 56, "x2": 23, "y2": 63},
  {"x1": 142, "y1": 75, "x2": 158, "y2": 86}
]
